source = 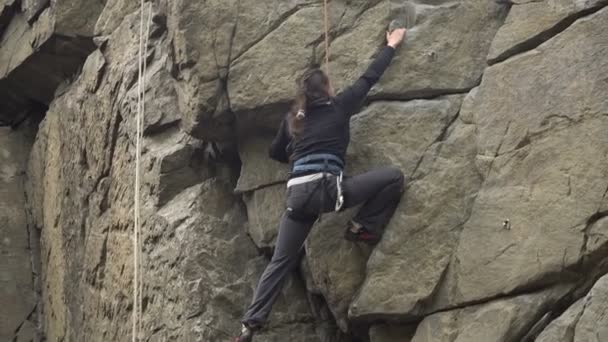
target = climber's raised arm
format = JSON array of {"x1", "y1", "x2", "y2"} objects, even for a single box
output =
[{"x1": 334, "y1": 28, "x2": 406, "y2": 116}]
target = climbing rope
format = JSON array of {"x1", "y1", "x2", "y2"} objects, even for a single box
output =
[
  {"x1": 133, "y1": 1, "x2": 152, "y2": 341},
  {"x1": 322, "y1": 0, "x2": 330, "y2": 76}
]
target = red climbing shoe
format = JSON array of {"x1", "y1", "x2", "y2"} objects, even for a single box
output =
[
  {"x1": 344, "y1": 222, "x2": 380, "y2": 244},
  {"x1": 235, "y1": 324, "x2": 255, "y2": 342}
]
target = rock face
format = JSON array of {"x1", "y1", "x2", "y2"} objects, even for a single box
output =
[
  {"x1": 1, "y1": 0, "x2": 607, "y2": 341},
  {"x1": 0, "y1": 125, "x2": 38, "y2": 341},
  {"x1": 487, "y1": 0, "x2": 608, "y2": 63},
  {"x1": 430, "y1": 6, "x2": 608, "y2": 311},
  {"x1": 0, "y1": 0, "x2": 99, "y2": 126},
  {"x1": 536, "y1": 274, "x2": 608, "y2": 342},
  {"x1": 411, "y1": 284, "x2": 572, "y2": 342}
]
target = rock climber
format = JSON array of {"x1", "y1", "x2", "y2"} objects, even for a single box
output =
[{"x1": 236, "y1": 27, "x2": 407, "y2": 342}]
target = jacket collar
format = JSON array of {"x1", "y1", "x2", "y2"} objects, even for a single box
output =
[{"x1": 307, "y1": 96, "x2": 332, "y2": 108}]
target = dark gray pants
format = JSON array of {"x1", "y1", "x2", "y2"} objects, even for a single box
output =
[{"x1": 242, "y1": 167, "x2": 405, "y2": 327}]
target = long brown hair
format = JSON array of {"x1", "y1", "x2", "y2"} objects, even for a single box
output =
[{"x1": 287, "y1": 68, "x2": 331, "y2": 138}]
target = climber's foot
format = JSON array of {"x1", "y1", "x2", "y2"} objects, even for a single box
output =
[
  {"x1": 344, "y1": 221, "x2": 380, "y2": 245},
  {"x1": 235, "y1": 323, "x2": 256, "y2": 342}
]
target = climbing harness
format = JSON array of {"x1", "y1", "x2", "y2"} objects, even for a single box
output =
[
  {"x1": 133, "y1": 1, "x2": 152, "y2": 341},
  {"x1": 285, "y1": 165, "x2": 345, "y2": 213},
  {"x1": 287, "y1": 153, "x2": 345, "y2": 222},
  {"x1": 292, "y1": 153, "x2": 344, "y2": 175},
  {"x1": 286, "y1": 173, "x2": 325, "y2": 188},
  {"x1": 335, "y1": 171, "x2": 344, "y2": 211}
]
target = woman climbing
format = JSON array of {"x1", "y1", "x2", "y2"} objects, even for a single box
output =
[{"x1": 236, "y1": 27, "x2": 407, "y2": 342}]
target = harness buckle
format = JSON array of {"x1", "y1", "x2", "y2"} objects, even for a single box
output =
[{"x1": 335, "y1": 171, "x2": 344, "y2": 211}]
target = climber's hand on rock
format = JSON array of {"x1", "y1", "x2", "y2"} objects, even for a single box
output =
[{"x1": 387, "y1": 28, "x2": 406, "y2": 48}]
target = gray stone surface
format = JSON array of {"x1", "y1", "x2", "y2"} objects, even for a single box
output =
[
  {"x1": 22, "y1": 2, "x2": 321, "y2": 341},
  {"x1": 329, "y1": 0, "x2": 507, "y2": 99},
  {"x1": 432, "y1": 6, "x2": 608, "y2": 310},
  {"x1": 536, "y1": 274, "x2": 608, "y2": 342},
  {"x1": 243, "y1": 183, "x2": 286, "y2": 249},
  {"x1": 488, "y1": 0, "x2": 608, "y2": 62},
  {"x1": 1, "y1": 0, "x2": 607, "y2": 341},
  {"x1": 146, "y1": 182, "x2": 317, "y2": 341},
  {"x1": 535, "y1": 298, "x2": 585, "y2": 342},
  {"x1": 94, "y1": 0, "x2": 138, "y2": 35},
  {"x1": 350, "y1": 106, "x2": 482, "y2": 320},
  {"x1": 0, "y1": 0, "x2": 101, "y2": 126},
  {"x1": 0, "y1": 127, "x2": 37, "y2": 342},
  {"x1": 305, "y1": 207, "x2": 373, "y2": 332},
  {"x1": 0, "y1": 11, "x2": 53, "y2": 78},
  {"x1": 370, "y1": 323, "x2": 416, "y2": 342},
  {"x1": 236, "y1": 134, "x2": 289, "y2": 192},
  {"x1": 229, "y1": 0, "x2": 506, "y2": 114},
  {"x1": 53, "y1": 0, "x2": 105, "y2": 36},
  {"x1": 168, "y1": 0, "x2": 316, "y2": 141},
  {"x1": 21, "y1": 0, "x2": 48, "y2": 22},
  {"x1": 412, "y1": 285, "x2": 571, "y2": 342}
]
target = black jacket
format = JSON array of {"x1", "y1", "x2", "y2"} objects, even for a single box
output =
[{"x1": 269, "y1": 45, "x2": 396, "y2": 168}]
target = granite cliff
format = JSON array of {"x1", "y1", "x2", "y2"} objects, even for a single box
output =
[{"x1": 1, "y1": 0, "x2": 608, "y2": 341}]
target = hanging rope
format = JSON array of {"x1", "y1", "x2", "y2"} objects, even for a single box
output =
[
  {"x1": 133, "y1": 1, "x2": 152, "y2": 341},
  {"x1": 322, "y1": 0, "x2": 330, "y2": 76}
]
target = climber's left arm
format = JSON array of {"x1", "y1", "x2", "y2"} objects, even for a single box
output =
[
  {"x1": 268, "y1": 116, "x2": 291, "y2": 163},
  {"x1": 334, "y1": 28, "x2": 406, "y2": 116}
]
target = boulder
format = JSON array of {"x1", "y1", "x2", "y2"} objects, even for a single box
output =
[
  {"x1": 167, "y1": 0, "x2": 315, "y2": 141},
  {"x1": 0, "y1": 127, "x2": 36, "y2": 342},
  {"x1": 243, "y1": 183, "x2": 286, "y2": 249},
  {"x1": 21, "y1": 0, "x2": 48, "y2": 22},
  {"x1": 411, "y1": 285, "x2": 572, "y2": 342},
  {"x1": 52, "y1": 0, "x2": 106, "y2": 36},
  {"x1": 370, "y1": 324, "x2": 416, "y2": 342},
  {"x1": 329, "y1": 0, "x2": 507, "y2": 99},
  {"x1": 432, "y1": 6, "x2": 608, "y2": 309},
  {"x1": 534, "y1": 299, "x2": 585, "y2": 342},
  {"x1": 94, "y1": 0, "x2": 139, "y2": 35},
  {"x1": 305, "y1": 208, "x2": 373, "y2": 332},
  {"x1": 536, "y1": 274, "x2": 608, "y2": 342},
  {"x1": 24, "y1": 3, "x2": 323, "y2": 340},
  {"x1": 236, "y1": 133, "x2": 289, "y2": 192},
  {"x1": 228, "y1": 5, "x2": 323, "y2": 112},
  {"x1": 145, "y1": 182, "x2": 317, "y2": 341},
  {"x1": 350, "y1": 113, "x2": 482, "y2": 320},
  {"x1": 0, "y1": 0, "x2": 103, "y2": 125},
  {"x1": 488, "y1": 0, "x2": 608, "y2": 63},
  {"x1": 346, "y1": 96, "x2": 464, "y2": 176},
  {"x1": 228, "y1": 0, "x2": 506, "y2": 119}
]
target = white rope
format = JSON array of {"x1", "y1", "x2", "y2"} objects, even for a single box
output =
[
  {"x1": 132, "y1": 0, "x2": 143, "y2": 337},
  {"x1": 141, "y1": 4, "x2": 152, "y2": 336},
  {"x1": 133, "y1": 1, "x2": 152, "y2": 341}
]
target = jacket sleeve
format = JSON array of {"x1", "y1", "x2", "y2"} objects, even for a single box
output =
[
  {"x1": 334, "y1": 45, "x2": 396, "y2": 116},
  {"x1": 268, "y1": 117, "x2": 291, "y2": 163}
]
